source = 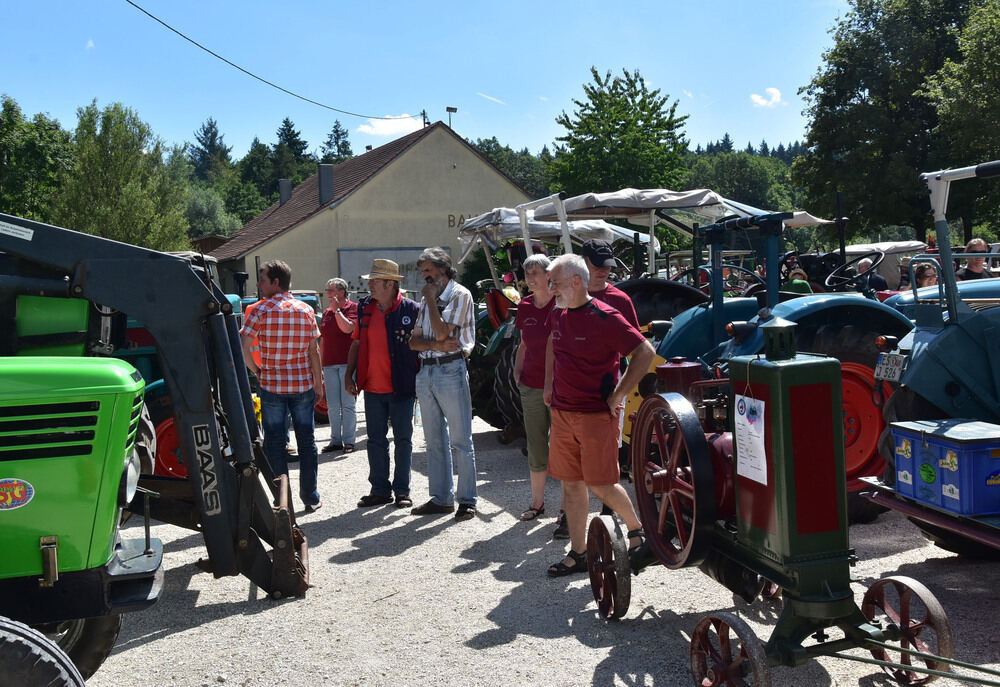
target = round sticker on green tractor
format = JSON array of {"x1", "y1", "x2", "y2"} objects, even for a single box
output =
[{"x1": 919, "y1": 462, "x2": 937, "y2": 484}]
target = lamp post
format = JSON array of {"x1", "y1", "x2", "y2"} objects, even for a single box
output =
[{"x1": 446, "y1": 106, "x2": 457, "y2": 127}]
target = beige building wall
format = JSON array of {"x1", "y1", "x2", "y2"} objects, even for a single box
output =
[{"x1": 235, "y1": 128, "x2": 529, "y2": 298}]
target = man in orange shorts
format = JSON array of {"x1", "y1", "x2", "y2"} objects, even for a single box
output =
[{"x1": 542, "y1": 254, "x2": 655, "y2": 577}]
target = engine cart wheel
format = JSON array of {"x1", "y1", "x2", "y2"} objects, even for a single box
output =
[
  {"x1": 468, "y1": 347, "x2": 505, "y2": 429},
  {"x1": 690, "y1": 612, "x2": 771, "y2": 686},
  {"x1": 861, "y1": 576, "x2": 953, "y2": 685},
  {"x1": 631, "y1": 393, "x2": 715, "y2": 569},
  {"x1": 0, "y1": 616, "x2": 85, "y2": 687},
  {"x1": 35, "y1": 615, "x2": 122, "y2": 681},
  {"x1": 586, "y1": 515, "x2": 631, "y2": 620}
]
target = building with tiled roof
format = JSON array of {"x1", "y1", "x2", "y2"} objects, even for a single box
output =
[{"x1": 210, "y1": 122, "x2": 530, "y2": 297}]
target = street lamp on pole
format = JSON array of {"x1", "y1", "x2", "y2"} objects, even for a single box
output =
[{"x1": 446, "y1": 106, "x2": 457, "y2": 128}]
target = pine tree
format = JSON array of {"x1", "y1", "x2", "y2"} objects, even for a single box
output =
[
  {"x1": 320, "y1": 120, "x2": 353, "y2": 164},
  {"x1": 189, "y1": 117, "x2": 232, "y2": 182}
]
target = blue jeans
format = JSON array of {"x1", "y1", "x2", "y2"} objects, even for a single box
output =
[
  {"x1": 260, "y1": 388, "x2": 320, "y2": 506},
  {"x1": 323, "y1": 364, "x2": 356, "y2": 445},
  {"x1": 415, "y1": 359, "x2": 477, "y2": 506},
  {"x1": 363, "y1": 392, "x2": 415, "y2": 497}
]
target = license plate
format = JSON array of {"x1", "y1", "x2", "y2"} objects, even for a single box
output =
[{"x1": 874, "y1": 352, "x2": 906, "y2": 382}]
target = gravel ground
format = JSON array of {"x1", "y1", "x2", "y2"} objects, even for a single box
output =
[{"x1": 89, "y1": 406, "x2": 1000, "y2": 687}]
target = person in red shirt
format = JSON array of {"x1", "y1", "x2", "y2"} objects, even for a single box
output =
[
  {"x1": 239, "y1": 260, "x2": 323, "y2": 512},
  {"x1": 513, "y1": 253, "x2": 555, "y2": 522},
  {"x1": 543, "y1": 254, "x2": 655, "y2": 577},
  {"x1": 320, "y1": 278, "x2": 359, "y2": 453},
  {"x1": 346, "y1": 259, "x2": 420, "y2": 508},
  {"x1": 581, "y1": 239, "x2": 639, "y2": 328}
]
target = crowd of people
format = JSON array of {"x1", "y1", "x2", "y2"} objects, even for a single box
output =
[{"x1": 237, "y1": 239, "x2": 655, "y2": 577}]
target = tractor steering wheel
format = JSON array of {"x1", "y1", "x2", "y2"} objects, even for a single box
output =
[
  {"x1": 673, "y1": 266, "x2": 763, "y2": 297},
  {"x1": 824, "y1": 250, "x2": 886, "y2": 290}
]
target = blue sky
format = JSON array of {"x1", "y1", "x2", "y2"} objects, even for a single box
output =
[{"x1": 3, "y1": 0, "x2": 849, "y2": 160}]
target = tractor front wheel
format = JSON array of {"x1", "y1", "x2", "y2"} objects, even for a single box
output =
[
  {"x1": 0, "y1": 616, "x2": 85, "y2": 687},
  {"x1": 35, "y1": 615, "x2": 122, "y2": 681}
]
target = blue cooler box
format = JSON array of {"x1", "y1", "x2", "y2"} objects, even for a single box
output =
[{"x1": 891, "y1": 420, "x2": 1000, "y2": 516}]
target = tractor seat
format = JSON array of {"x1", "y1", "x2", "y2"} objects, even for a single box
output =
[{"x1": 485, "y1": 288, "x2": 518, "y2": 329}]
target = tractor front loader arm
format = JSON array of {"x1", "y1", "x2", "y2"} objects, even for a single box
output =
[{"x1": 0, "y1": 213, "x2": 309, "y2": 598}]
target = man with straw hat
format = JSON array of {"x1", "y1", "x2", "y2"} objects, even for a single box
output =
[{"x1": 346, "y1": 259, "x2": 421, "y2": 509}]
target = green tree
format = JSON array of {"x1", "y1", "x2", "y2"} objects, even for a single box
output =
[
  {"x1": 923, "y1": 0, "x2": 1000, "y2": 236},
  {"x1": 189, "y1": 117, "x2": 232, "y2": 183},
  {"x1": 320, "y1": 120, "x2": 353, "y2": 164},
  {"x1": 793, "y1": 0, "x2": 973, "y2": 241},
  {"x1": 51, "y1": 101, "x2": 189, "y2": 250},
  {"x1": 471, "y1": 137, "x2": 551, "y2": 198},
  {"x1": 239, "y1": 137, "x2": 275, "y2": 200},
  {"x1": 685, "y1": 152, "x2": 795, "y2": 210},
  {"x1": 185, "y1": 184, "x2": 242, "y2": 238},
  {"x1": 271, "y1": 117, "x2": 315, "y2": 184},
  {"x1": 0, "y1": 95, "x2": 74, "y2": 220},
  {"x1": 548, "y1": 67, "x2": 688, "y2": 195}
]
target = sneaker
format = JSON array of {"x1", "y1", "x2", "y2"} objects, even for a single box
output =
[
  {"x1": 304, "y1": 500, "x2": 322, "y2": 513},
  {"x1": 553, "y1": 510, "x2": 569, "y2": 539},
  {"x1": 455, "y1": 503, "x2": 477, "y2": 521},
  {"x1": 411, "y1": 499, "x2": 455, "y2": 515}
]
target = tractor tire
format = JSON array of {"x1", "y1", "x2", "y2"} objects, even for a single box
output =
[
  {"x1": 468, "y1": 349, "x2": 505, "y2": 429},
  {"x1": 35, "y1": 615, "x2": 122, "y2": 681},
  {"x1": 134, "y1": 404, "x2": 157, "y2": 475},
  {"x1": 493, "y1": 332, "x2": 524, "y2": 443},
  {"x1": 912, "y1": 520, "x2": 1000, "y2": 560},
  {"x1": 615, "y1": 278, "x2": 710, "y2": 326},
  {"x1": 0, "y1": 616, "x2": 86, "y2": 687},
  {"x1": 795, "y1": 323, "x2": 890, "y2": 524}
]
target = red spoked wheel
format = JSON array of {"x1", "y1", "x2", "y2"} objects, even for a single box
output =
[
  {"x1": 690, "y1": 612, "x2": 771, "y2": 686},
  {"x1": 586, "y1": 515, "x2": 630, "y2": 621},
  {"x1": 631, "y1": 393, "x2": 715, "y2": 569},
  {"x1": 861, "y1": 576, "x2": 953, "y2": 685}
]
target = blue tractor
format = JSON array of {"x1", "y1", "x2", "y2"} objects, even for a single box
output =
[{"x1": 865, "y1": 160, "x2": 1000, "y2": 557}]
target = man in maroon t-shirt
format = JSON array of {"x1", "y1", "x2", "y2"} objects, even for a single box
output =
[
  {"x1": 581, "y1": 239, "x2": 639, "y2": 328},
  {"x1": 542, "y1": 254, "x2": 655, "y2": 578},
  {"x1": 320, "y1": 278, "x2": 359, "y2": 453}
]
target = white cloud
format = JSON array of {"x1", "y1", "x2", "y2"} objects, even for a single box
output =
[
  {"x1": 477, "y1": 92, "x2": 505, "y2": 105},
  {"x1": 750, "y1": 87, "x2": 786, "y2": 108},
  {"x1": 356, "y1": 114, "x2": 422, "y2": 137},
  {"x1": 86, "y1": 38, "x2": 94, "y2": 49},
  {"x1": 683, "y1": 89, "x2": 693, "y2": 99}
]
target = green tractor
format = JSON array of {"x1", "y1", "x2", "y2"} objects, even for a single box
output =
[
  {"x1": 0, "y1": 353, "x2": 163, "y2": 684},
  {"x1": 0, "y1": 212, "x2": 311, "y2": 682}
]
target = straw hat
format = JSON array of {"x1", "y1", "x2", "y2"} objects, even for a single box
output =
[{"x1": 361, "y1": 258, "x2": 404, "y2": 281}]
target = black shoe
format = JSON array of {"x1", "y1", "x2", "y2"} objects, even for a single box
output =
[
  {"x1": 455, "y1": 503, "x2": 477, "y2": 521},
  {"x1": 357, "y1": 493, "x2": 393, "y2": 508},
  {"x1": 322, "y1": 442, "x2": 342, "y2": 453},
  {"x1": 304, "y1": 500, "x2": 322, "y2": 513},
  {"x1": 411, "y1": 499, "x2": 455, "y2": 515},
  {"x1": 553, "y1": 510, "x2": 569, "y2": 539},
  {"x1": 547, "y1": 549, "x2": 587, "y2": 577}
]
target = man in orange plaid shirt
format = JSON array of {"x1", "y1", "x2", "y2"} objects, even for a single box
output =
[{"x1": 240, "y1": 260, "x2": 324, "y2": 512}]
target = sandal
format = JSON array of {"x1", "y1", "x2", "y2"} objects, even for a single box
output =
[
  {"x1": 627, "y1": 527, "x2": 656, "y2": 573},
  {"x1": 342, "y1": 444, "x2": 355, "y2": 453},
  {"x1": 394, "y1": 494, "x2": 413, "y2": 508},
  {"x1": 547, "y1": 549, "x2": 587, "y2": 578},
  {"x1": 519, "y1": 504, "x2": 545, "y2": 521}
]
